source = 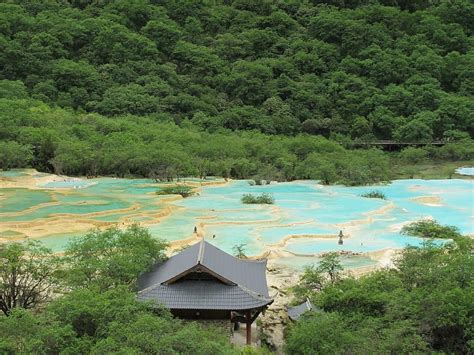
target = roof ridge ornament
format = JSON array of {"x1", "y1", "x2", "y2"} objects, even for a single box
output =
[{"x1": 197, "y1": 238, "x2": 205, "y2": 264}]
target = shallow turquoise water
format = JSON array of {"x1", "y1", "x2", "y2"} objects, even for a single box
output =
[
  {"x1": 2, "y1": 172, "x2": 472, "y2": 262},
  {"x1": 456, "y1": 167, "x2": 474, "y2": 176},
  {"x1": 1, "y1": 176, "x2": 164, "y2": 221},
  {"x1": 176, "y1": 179, "x2": 472, "y2": 255},
  {"x1": 259, "y1": 225, "x2": 335, "y2": 245},
  {"x1": 284, "y1": 234, "x2": 438, "y2": 255},
  {"x1": 0, "y1": 170, "x2": 28, "y2": 177},
  {"x1": 0, "y1": 189, "x2": 53, "y2": 213},
  {"x1": 40, "y1": 180, "x2": 95, "y2": 189},
  {"x1": 34, "y1": 232, "x2": 80, "y2": 251},
  {"x1": 6, "y1": 199, "x2": 131, "y2": 221},
  {"x1": 91, "y1": 213, "x2": 136, "y2": 222},
  {"x1": 273, "y1": 255, "x2": 378, "y2": 271},
  {"x1": 202, "y1": 225, "x2": 264, "y2": 256}
]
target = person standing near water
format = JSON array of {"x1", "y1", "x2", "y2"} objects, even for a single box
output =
[
  {"x1": 338, "y1": 230, "x2": 344, "y2": 245},
  {"x1": 193, "y1": 226, "x2": 197, "y2": 234}
]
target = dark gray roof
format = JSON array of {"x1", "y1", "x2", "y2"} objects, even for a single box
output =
[
  {"x1": 137, "y1": 240, "x2": 272, "y2": 310},
  {"x1": 200, "y1": 241, "x2": 269, "y2": 297},
  {"x1": 138, "y1": 280, "x2": 271, "y2": 310},
  {"x1": 137, "y1": 242, "x2": 201, "y2": 291},
  {"x1": 138, "y1": 240, "x2": 269, "y2": 297},
  {"x1": 288, "y1": 299, "x2": 317, "y2": 321}
]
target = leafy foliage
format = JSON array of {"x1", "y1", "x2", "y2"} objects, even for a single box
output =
[
  {"x1": 401, "y1": 219, "x2": 461, "y2": 239},
  {"x1": 62, "y1": 224, "x2": 168, "y2": 290},
  {"x1": 0, "y1": 1, "x2": 472, "y2": 183},
  {"x1": 0, "y1": 241, "x2": 60, "y2": 316},
  {"x1": 241, "y1": 193, "x2": 275, "y2": 204},
  {"x1": 1, "y1": 1, "x2": 472, "y2": 140},
  {"x1": 292, "y1": 253, "x2": 343, "y2": 300},
  {"x1": 286, "y1": 228, "x2": 474, "y2": 354},
  {"x1": 232, "y1": 244, "x2": 248, "y2": 259},
  {"x1": 0, "y1": 96, "x2": 472, "y2": 185},
  {"x1": 360, "y1": 190, "x2": 386, "y2": 199},
  {"x1": 156, "y1": 185, "x2": 195, "y2": 198},
  {"x1": 0, "y1": 287, "x2": 240, "y2": 354}
]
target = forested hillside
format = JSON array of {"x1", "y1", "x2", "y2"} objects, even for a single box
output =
[
  {"x1": 1, "y1": 0, "x2": 473, "y2": 138},
  {"x1": 1, "y1": 0, "x2": 473, "y2": 182}
]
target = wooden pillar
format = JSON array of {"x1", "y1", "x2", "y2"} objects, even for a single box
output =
[{"x1": 245, "y1": 310, "x2": 251, "y2": 345}]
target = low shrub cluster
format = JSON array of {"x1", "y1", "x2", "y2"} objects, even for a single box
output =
[
  {"x1": 401, "y1": 220, "x2": 461, "y2": 239},
  {"x1": 156, "y1": 185, "x2": 195, "y2": 198},
  {"x1": 241, "y1": 193, "x2": 274, "y2": 204},
  {"x1": 360, "y1": 191, "x2": 386, "y2": 199}
]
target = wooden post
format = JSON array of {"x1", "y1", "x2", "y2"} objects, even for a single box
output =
[{"x1": 245, "y1": 310, "x2": 251, "y2": 345}]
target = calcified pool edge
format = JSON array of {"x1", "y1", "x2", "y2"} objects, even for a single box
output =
[
  {"x1": 0, "y1": 171, "x2": 226, "y2": 241},
  {"x1": 1, "y1": 169, "x2": 473, "y2": 272}
]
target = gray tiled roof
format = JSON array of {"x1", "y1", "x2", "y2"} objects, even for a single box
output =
[
  {"x1": 138, "y1": 240, "x2": 269, "y2": 296},
  {"x1": 200, "y1": 241, "x2": 269, "y2": 297},
  {"x1": 137, "y1": 242, "x2": 201, "y2": 291},
  {"x1": 138, "y1": 280, "x2": 271, "y2": 310},
  {"x1": 137, "y1": 240, "x2": 273, "y2": 310},
  {"x1": 288, "y1": 299, "x2": 317, "y2": 321}
]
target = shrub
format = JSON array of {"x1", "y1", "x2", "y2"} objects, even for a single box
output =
[
  {"x1": 156, "y1": 185, "x2": 195, "y2": 198},
  {"x1": 360, "y1": 191, "x2": 386, "y2": 200},
  {"x1": 399, "y1": 147, "x2": 428, "y2": 163},
  {"x1": 241, "y1": 193, "x2": 274, "y2": 204},
  {"x1": 247, "y1": 179, "x2": 264, "y2": 186},
  {"x1": 232, "y1": 244, "x2": 247, "y2": 259},
  {"x1": 401, "y1": 220, "x2": 461, "y2": 239}
]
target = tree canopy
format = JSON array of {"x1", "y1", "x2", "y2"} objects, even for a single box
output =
[
  {"x1": 0, "y1": 0, "x2": 473, "y2": 184},
  {"x1": 0, "y1": 241, "x2": 60, "y2": 316},
  {"x1": 0, "y1": 0, "x2": 472, "y2": 141},
  {"x1": 286, "y1": 226, "x2": 474, "y2": 354},
  {"x1": 62, "y1": 224, "x2": 168, "y2": 290},
  {"x1": 0, "y1": 226, "x2": 249, "y2": 354}
]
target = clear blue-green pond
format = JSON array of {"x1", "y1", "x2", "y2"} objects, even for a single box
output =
[{"x1": 1, "y1": 170, "x2": 472, "y2": 270}]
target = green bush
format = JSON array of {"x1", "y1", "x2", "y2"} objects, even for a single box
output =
[
  {"x1": 401, "y1": 220, "x2": 461, "y2": 239},
  {"x1": 241, "y1": 193, "x2": 274, "y2": 204},
  {"x1": 156, "y1": 185, "x2": 195, "y2": 198},
  {"x1": 286, "y1": 236, "x2": 474, "y2": 354},
  {"x1": 360, "y1": 191, "x2": 386, "y2": 200},
  {"x1": 399, "y1": 147, "x2": 428, "y2": 163},
  {"x1": 232, "y1": 244, "x2": 247, "y2": 259}
]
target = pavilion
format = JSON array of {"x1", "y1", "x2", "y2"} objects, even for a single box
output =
[
  {"x1": 137, "y1": 239, "x2": 273, "y2": 345},
  {"x1": 287, "y1": 298, "x2": 318, "y2": 321}
]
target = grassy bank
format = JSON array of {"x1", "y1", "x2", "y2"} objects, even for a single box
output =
[{"x1": 390, "y1": 160, "x2": 473, "y2": 180}]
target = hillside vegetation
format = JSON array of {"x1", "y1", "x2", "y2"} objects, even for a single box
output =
[
  {"x1": 1, "y1": 0, "x2": 473, "y2": 183},
  {"x1": 286, "y1": 227, "x2": 474, "y2": 354}
]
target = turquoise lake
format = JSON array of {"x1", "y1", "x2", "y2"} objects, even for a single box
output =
[{"x1": 1, "y1": 170, "x2": 472, "y2": 269}]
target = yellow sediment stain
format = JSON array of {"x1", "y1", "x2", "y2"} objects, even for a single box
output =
[
  {"x1": 0, "y1": 201, "x2": 181, "y2": 239},
  {"x1": 269, "y1": 233, "x2": 338, "y2": 248},
  {"x1": 0, "y1": 201, "x2": 60, "y2": 217},
  {"x1": 333, "y1": 202, "x2": 395, "y2": 229},
  {"x1": 410, "y1": 195, "x2": 442, "y2": 206}
]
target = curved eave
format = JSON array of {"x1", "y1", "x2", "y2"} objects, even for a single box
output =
[{"x1": 137, "y1": 280, "x2": 273, "y2": 310}]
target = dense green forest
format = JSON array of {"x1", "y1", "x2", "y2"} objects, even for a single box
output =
[
  {"x1": 1, "y1": 0, "x2": 473, "y2": 138},
  {"x1": 287, "y1": 224, "x2": 474, "y2": 354},
  {"x1": 0, "y1": 226, "x2": 255, "y2": 354},
  {"x1": 1, "y1": 97, "x2": 472, "y2": 184},
  {"x1": 1, "y1": 0, "x2": 473, "y2": 184}
]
